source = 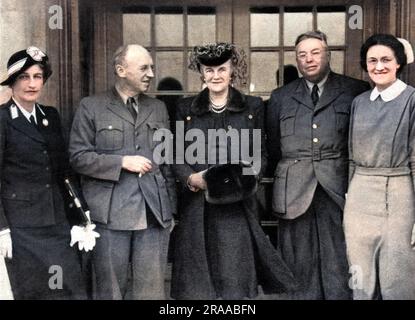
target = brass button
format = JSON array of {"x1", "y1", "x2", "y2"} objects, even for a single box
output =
[
  {"x1": 186, "y1": 116, "x2": 191, "y2": 121},
  {"x1": 313, "y1": 138, "x2": 319, "y2": 143},
  {"x1": 227, "y1": 125, "x2": 232, "y2": 130},
  {"x1": 108, "y1": 125, "x2": 113, "y2": 130},
  {"x1": 43, "y1": 150, "x2": 47, "y2": 154},
  {"x1": 312, "y1": 124, "x2": 318, "y2": 129},
  {"x1": 46, "y1": 184, "x2": 50, "y2": 188},
  {"x1": 11, "y1": 193, "x2": 16, "y2": 198},
  {"x1": 248, "y1": 114, "x2": 253, "y2": 120}
]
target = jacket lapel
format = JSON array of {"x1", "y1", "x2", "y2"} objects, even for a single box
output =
[
  {"x1": 135, "y1": 95, "x2": 154, "y2": 128},
  {"x1": 6, "y1": 100, "x2": 45, "y2": 144},
  {"x1": 291, "y1": 79, "x2": 315, "y2": 110},
  {"x1": 106, "y1": 88, "x2": 136, "y2": 125},
  {"x1": 314, "y1": 72, "x2": 344, "y2": 113}
]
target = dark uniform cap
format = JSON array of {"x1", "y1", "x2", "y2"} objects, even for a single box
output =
[
  {"x1": 203, "y1": 161, "x2": 258, "y2": 205},
  {"x1": 0, "y1": 46, "x2": 52, "y2": 86}
]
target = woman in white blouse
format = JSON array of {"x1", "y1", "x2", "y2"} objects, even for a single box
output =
[{"x1": 345, "y1": 34, "x2": 415, "y2": 300}]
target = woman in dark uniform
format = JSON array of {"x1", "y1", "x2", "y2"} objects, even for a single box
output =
[
  {"x1": 0, "y1": 47, "x2": 86, "y2": 299},
  {"x1": 171, "y1": 43, "x2": 297, "y2": 299}
]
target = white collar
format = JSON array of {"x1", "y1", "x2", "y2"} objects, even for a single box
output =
[
  {"x1": 12, "y1": 98, "x2": 37, "y2": 123},
  {"x1": 370, "y1": 79, "x2": 407, "y2": 102},
  {"x1": 305, "y1": 73, "x2": 329, "y2": 96}
]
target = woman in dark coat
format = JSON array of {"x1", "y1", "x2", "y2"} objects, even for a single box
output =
[
  {"x1": 171, "y1": 43, "x2": 297, "y2": 300},
  {"x1": 0, "y1": 47, "x2": 86, "y2": 299},
  {"x1": 344, "y1": 34, "x2": 415, "y2": 299}
]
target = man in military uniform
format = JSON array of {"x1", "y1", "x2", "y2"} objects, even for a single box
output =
[{"x1": 267, "y1": 31, "x2": 370, "y2": 299}]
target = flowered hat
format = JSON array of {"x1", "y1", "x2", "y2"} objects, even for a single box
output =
[
  {"x1": 0, "y1": 46, "x2": 52, "y2": 86},
  {"x1": 189, "y1": 42, "x2": 248, "y2": 85}
]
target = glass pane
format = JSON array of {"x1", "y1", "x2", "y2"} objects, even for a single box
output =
[
  {"x1": 188, "y1": 14, "x2": 216, "y2": 46},
  {"x1": 188, "y1": 69, "x2": 204, "y2": 92},
  {"x1": 155, "y1": 13, "x2": 183, "y2": 46},
  {"x1": 317, "y1": 12, "x2": 346, "y2": 46},
  {"x1": 284, "y1": 12, "x2": 313, "y2": 46},
  {"x1": 156, "y1": 52, "x2": 184, "y2": 88},
  {"x1": 250, "y1": 13, "x2": 279, "y2": 47},
  {"x1": 330, "y1": 50, "x2": 344, "y2": 74},
  {"x1": 186, "y1": 51, "x2": 204, "y2": 92},
  {"x1": 283, "y1": 51, "x2": 297, "y2": 68},
  {"x1": 277, "y1": 52, "x2": 300, "y2": 86},
  {"x1": 123, "y1": 14, "x2": 151, "y2": 46},
  {"x1": 250, "y1": 52, "x2": 279, "y2": 92}
]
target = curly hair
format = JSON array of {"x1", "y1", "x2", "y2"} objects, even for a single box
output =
[{"x1": 188, "y1": 43, "x2": 248, "y2": 86}]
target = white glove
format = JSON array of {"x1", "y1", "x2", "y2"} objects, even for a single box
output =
[
  {"x1": 0, "y1": 232, "x2": 12, "y2": 259},
  {"x1": 70, "y1": 223, "x2": 100, "y2": 252}
]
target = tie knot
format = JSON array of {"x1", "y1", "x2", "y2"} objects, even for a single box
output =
[
  {"x1": 29, "y1": 115, "x2": 36, "y2": 125},
  {"x1": 127, "y1": 97, "x2": 136, "y2": 105},
  {"x1": 126, "y1": 97, "x2": 138, "y2": 121},
  {"x1": 311, "y1": 84, "x2": 319, "y2": 106}
]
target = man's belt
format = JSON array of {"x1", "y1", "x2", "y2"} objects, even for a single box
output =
[{"x1": 282, "y1": 149, "x2": 346, "y2": 161}]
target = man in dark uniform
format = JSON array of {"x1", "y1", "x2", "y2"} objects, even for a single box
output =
[{"x1": 266, "y1": 31, "x2": 370, "y2": 299}]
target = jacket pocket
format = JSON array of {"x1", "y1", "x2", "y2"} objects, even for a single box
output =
[
  {"x1": 147, "y1": 121, "x2": 165, "y2": 149},
  {"x1": 81, "y1": 178, "x2": 114, "y2": 224},
  {"x1": 272, "y1": 160, "x2": 298, "y2": 214},
  {"x1": 279, "y1": 107, "x2": 297, "y2": 137},
  {"x1": 333, "y1": 104, "x2": 350, "y2": 134},
  {"x1": 154, "y1": 172, "x2": 173, "y2": 221},
  {"x1": 2, "y1": 190, "x2": 32, "y2": 219},
  {"x1": 96, "y1": 120, "x2": 124, "y2": 151}
]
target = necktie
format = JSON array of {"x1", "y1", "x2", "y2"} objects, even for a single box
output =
[
  {"x1": 126, "y1": 97, "x2": 138, "y2": 122},
  {"x1": 29, "y1": 115, "x2": 37, "y2": 127},
  {"x1": 311, "y1": 84, "x2": 319, "y2": 106}
]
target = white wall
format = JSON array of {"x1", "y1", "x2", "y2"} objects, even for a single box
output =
[{"x1": 0, "y1": 0, "x2": 47, "y2": 104}]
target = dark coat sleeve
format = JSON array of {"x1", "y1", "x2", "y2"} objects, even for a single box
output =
[
  {"x1": 47, "y1": 107, "x2": 87, "y2": 226},
  {"x1": 172, "y1": 99, "x2": 196, "y2": 187},
  {"x1": 0, "y1": 109, "x2": 9, "y2": 230},
  {"x1": 251, "y1": 97, "x2": 267, "y2": 180},
  {"x1": 265, "y1": 89, "x2": 282, "y2": 177},
  {"x1": 348, "y1": 97, "x2": 357, "y2": 184},
  {"x1": 157, "y1": 101, "x2": 178, "y2": 216}
]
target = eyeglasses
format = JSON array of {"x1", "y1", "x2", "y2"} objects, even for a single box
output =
[{"x1": 296, "y1": 50, "x2": 326, "y2": 61}]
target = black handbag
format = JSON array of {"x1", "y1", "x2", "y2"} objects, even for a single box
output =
[{"x1": 203, "y1": 161, "x2": 258, "y2": 205}]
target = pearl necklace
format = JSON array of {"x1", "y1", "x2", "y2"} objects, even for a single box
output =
[
  {"x1": 210, "y1": 104, "x2": 227, "y2": 113},
  {"x1": 209, "y1": 97, "x2": 228, "y2": 113}
]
